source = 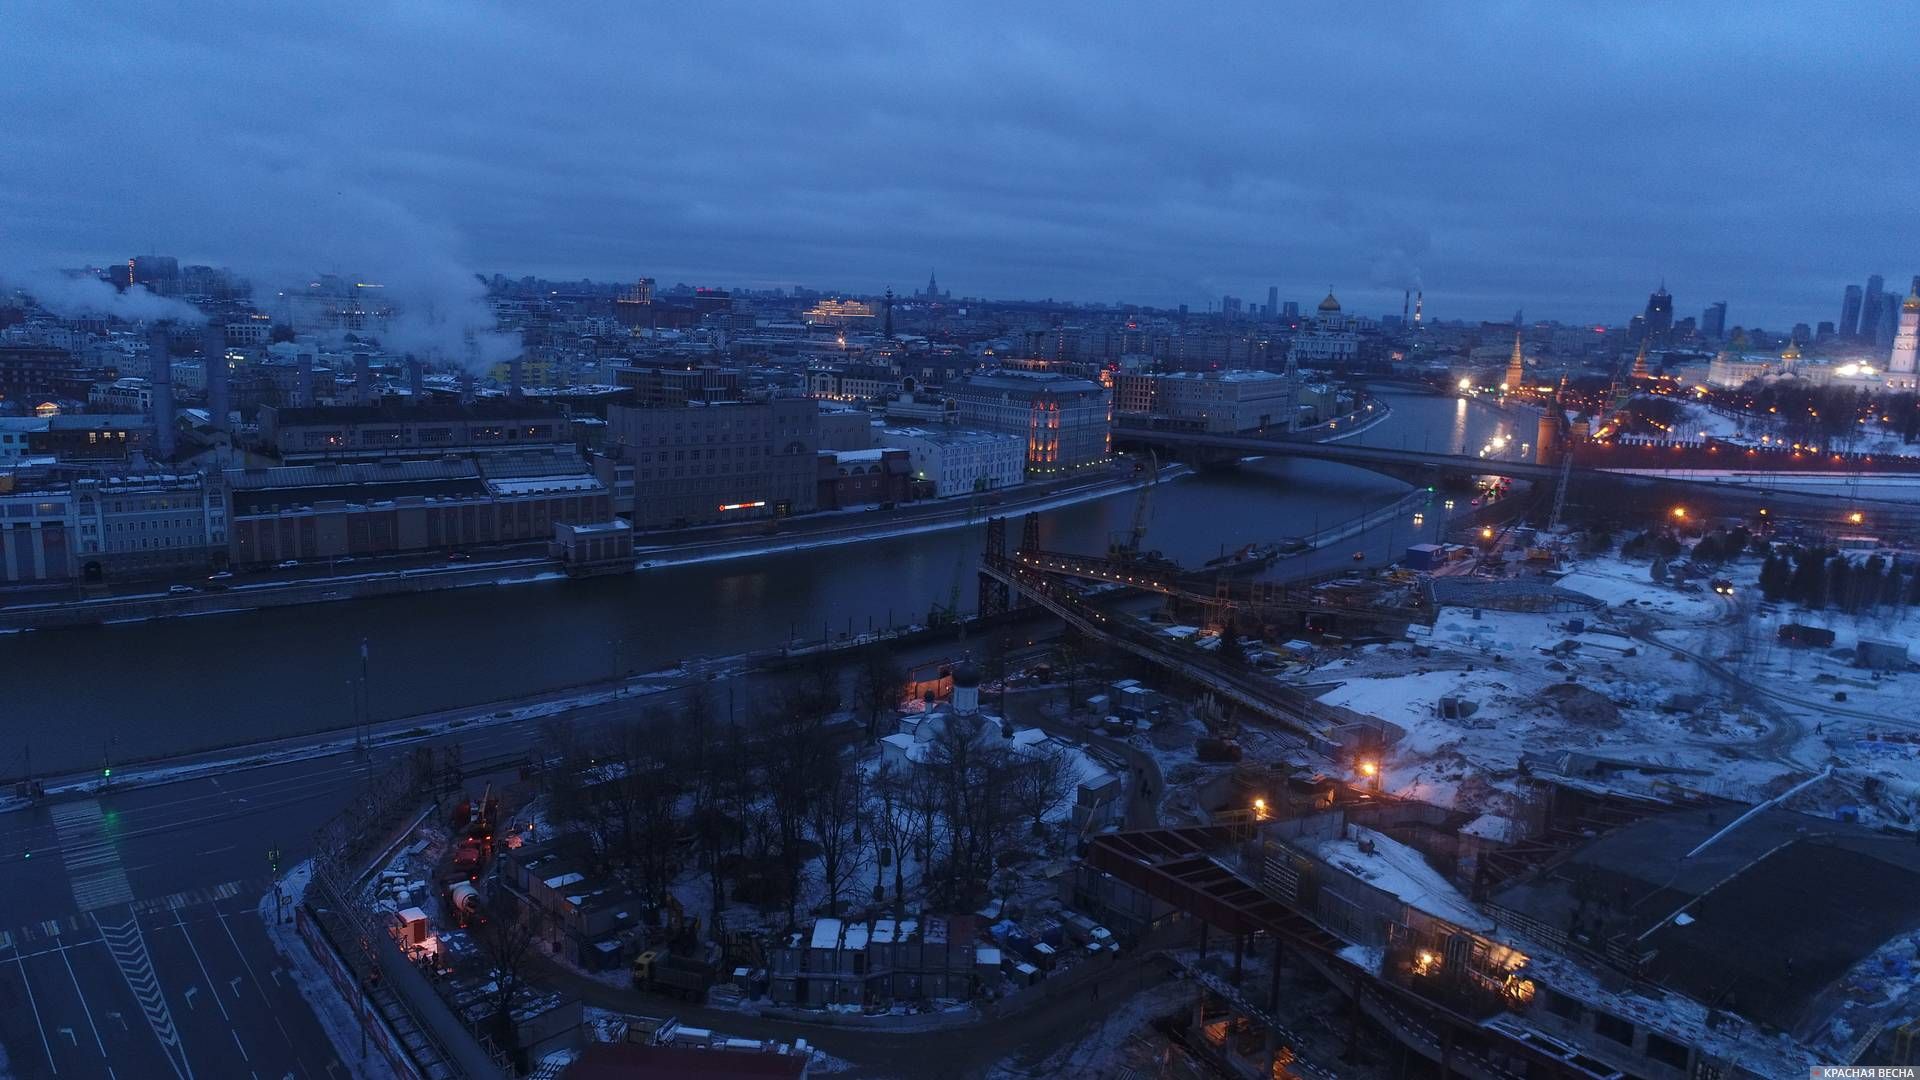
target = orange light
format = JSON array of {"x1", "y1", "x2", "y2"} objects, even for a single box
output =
[
  {"x1": 1848, "y1": 511, "x2": 1864, "y2": 525},
  {"x1": 1359, "y1": 760, "x2": 1378, "y2": 778},
  {"x1": 1671, "y1": 506, "x2": 1687, "y2": 520}
]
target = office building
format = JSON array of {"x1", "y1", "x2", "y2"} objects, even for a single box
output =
[
  {"x1": 607, "y1": 397, "x2": 819, "y2": 527},
  {"x1": 612, "y1": 360, "x2": 743, "y2": 407},
  {"x1": 1701, "y1": 301, "x2": 1727, "y2": 339},
  {"x1": 1860, "y1": 274, "x2": 1887, "y2": 341},
  {"x1": 1840, "y1": 284, "x2": 1864, "y2": 337},
  {"x1": 1112, "y1": 370, "x2": 1298, "y2": 433},
  {"x1": 1266, "y1": 285, "x2": 1279, "y2": 317},
  {"x1": 877, "y1": 426, "x2": 1024, "y2": 497},
  {"x1": 1642, "y1": 284, "x2": 1673, "y2": 345},
  {"x1": 946, "y1": 369, "x2": 1110, "y2": 475}
]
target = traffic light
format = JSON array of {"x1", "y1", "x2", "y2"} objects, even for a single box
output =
[{"x1": 102, "y1": 767, "x2": 111, "y2": 779}]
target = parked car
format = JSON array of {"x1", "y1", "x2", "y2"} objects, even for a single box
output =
[
  {"x1": 168, "y1": 584, "x2": 197, "y2": 595},
  {"x1": 207, "y1": 570, "x2": 234, "y2": 581},
  {"x1": 446, "y1": 550, "x2": 471, "y2": 561},
  {"x1": 276, "y1": 559, "x2": 299, "y2": 570}
]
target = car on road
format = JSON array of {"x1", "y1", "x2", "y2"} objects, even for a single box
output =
[
  {"x1": 208, "y1": 570, "x2": 234, "y2": 580},
  {"x1": 276, "y1": 559, "x2": 299, "y2": 569},
  {"x1": 1351, "y1": 550, "x2": 1367, "y2": 561},
  {"x1": 447, "y1": 550, "x2": 471, "y2": 561},
  {"x1": 168, "y1": 584, "x2": 198, "y2": 595},
  {"x1": 1710, "y1": 578, "x2": 1734, "y2": 595}
]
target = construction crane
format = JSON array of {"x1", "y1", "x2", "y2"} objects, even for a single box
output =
[
  {"x1": 1109, "y1": 451, "x2": 1158, "y2": 560},
  {"x1": 930, "y1": 494, "x2": 983, "y2": 627},
  {"x1": 1546, "y1": 441, "x2": 1575, "y2": 533}
]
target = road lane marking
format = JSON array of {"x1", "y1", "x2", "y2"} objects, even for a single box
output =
[
  {"x1": 58, "y1": 942, "x2": 109, "y2": 1057},
  {"x1": 93, "y1": 912, "x2": 194, "y2": 1080},
  {"x1": 214, "y1": 911, "x2": 272, "y2": 1007},
  {"x1": 50, "y1": 800, "x2": 134, "y2": 911},
  {"x1": 232, "y1": 1030, "x2": 249, "y2": 1062},
  {"x1": 12, "y1": 946, "x2": 60, "y2": 1074},
  {"x1": 171, "y1": 907, "x2": 231, "y2": 1022}
]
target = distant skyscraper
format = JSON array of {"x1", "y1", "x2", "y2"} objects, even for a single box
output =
[
  {"x1": 1702, "y1": 301, "x2": 1727, "y2": 339},
  {"x1": 1642, "y1": 284, "x2": 1673, "y2": 344},
  {"x1": 1816, "y1": 320, "x2": 1836, "y2": 339},
  {"x1": 1791, "y1": 322, "x2": 1811, "y2": 345},
  {"x1": 1860, "y1": 274, "x2": 1887, "y2": 340},
  {"x1": 1879, "y1": 292, "x2": 1901, "y2": 350},
  {"x1": 1281, "y1": 300, "x2": 1299, "y2": 319},
  {"x1": 1887, "y1": 285, "x2": 1919, "y2": 391},
  {"x1": 1267, "y1": 285, "x2": 1279, "y2": 317},
  {"x1": 1841, "y1": 285, "x2": 1864, "y2": 337}
]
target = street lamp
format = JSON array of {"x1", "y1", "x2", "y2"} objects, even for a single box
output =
[
  {"x1": 1848, "y1": 511, "x2": 1864, "y2": 525},
  {"x1": 1671, "y1": 506, "x2": 1687, "y2": 521}
]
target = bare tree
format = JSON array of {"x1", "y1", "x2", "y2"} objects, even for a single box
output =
[
  {"x1": 475, "y1": 892, "x2": 546, "y2": 1048},
  {"x1": 1011, "y1": 743, "x2": 1079, "y2": 835},
  {"x1": 680, "y1": 694, "x2": 737, "y2": 944},
  {"x1": 807, "y1": 751, "x2": 865, "y2": 916},
  {"x1": 852, "y1": 644, "x2": 905, "y2": 741},
  {"x1": 758, "y1": 694, "x2": 834, "y2": 930},
  {"x1": 866, "y1": 762, "x2": 914, "y2": 908}
]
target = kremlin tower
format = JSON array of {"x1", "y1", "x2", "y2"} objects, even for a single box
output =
[
  {"x1": 1888, "y1": 285, "x2": 1919, "y2": 392},
  {"x1": 1630, "y1": 339, "x2": 1650, "y2": 380},
  {"x1": 1503, "y1": 329, "x2": 1526, "y2": 392}
]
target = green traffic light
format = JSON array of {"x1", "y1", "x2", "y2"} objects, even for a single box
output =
[{"x1": 103, "y1": 767, "x2": 111, "y2": 778}]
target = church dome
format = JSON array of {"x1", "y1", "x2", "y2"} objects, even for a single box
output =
[
  {"x1": 1781, "y1": 341, "x2": 1802, "y2": 361},
  {"x1": 1904, "y1": 287, "x2": 1920, "y2": 313},
  {"x1": 950, "y1": 658, "x2": 980, "y2": 689},
  {"x1": 1317, "y1": 290, "x2": 1342, "y2": 313}
]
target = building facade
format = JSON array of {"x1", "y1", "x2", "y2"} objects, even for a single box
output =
[
  {"x1": 877, "y1": 426, "x2": 1025, "y2": 497},
  {"x1": 606, "y1": 397, "x2": 819, "y2": 528},
  {"x1": 258, "y1": 401, "x2": 571, "y2": 462},
  {"x1": 1887, "y1": 287, "x2": 1920, "y2": 392},
  {"x1": 1111, "y1": 370, "x2": 1297, "y2": 433},
  {"x1": 946, "y1": 369, "x2": 1109, "y2": 475}
]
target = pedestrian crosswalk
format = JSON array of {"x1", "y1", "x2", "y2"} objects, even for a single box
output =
[
  {"x1": 49, "y1": 798, "x2": 135, "y2": 911},
  {"x1": 95, "y1": 912, "x2": 193, "y2": 1080}
]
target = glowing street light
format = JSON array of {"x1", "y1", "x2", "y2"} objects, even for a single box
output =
[
  {"x1": 1358, "y1": 760, "x2": 1378, "y2": 778},
  {"x1": 1671, "y1": 506, "x2": 1687, "y2": 520},
  {"x1": 1848, "y1": 511, "x2": 1865, "y2": 525},
  {"x1": 1480, "y1": 526, "x2": 1494, "y2": 540},
  {"x1": 1457, "y1": 377, "x2": 1473, "y2": 392}
]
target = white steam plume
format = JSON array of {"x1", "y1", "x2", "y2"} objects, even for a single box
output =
[{"x1": 0, "y1": 267, "x2": 207, "y2": 324}]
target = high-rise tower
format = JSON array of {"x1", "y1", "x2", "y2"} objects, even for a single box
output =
[
  {"x1": 1861, "y1": 274, "x2": 1887, "y2": 341},
  {"x1": 1504, "y1": 329, "x2": 1526, "y2": 391},
  {"x1": 1642, "y1": 283, "x2": 1673, "y2": 345},
  {"x1": 883, "y1": 287, "x2": 894, "y2": 339},
  {"x1": 1841, "y1": 285, "x2": 1864, "y2": 337},
  {"x1": 1887, "y1": 285, "x2": 1920, "y2": 392},
  {"x1": 1631, "y1": 338, "x2": 1650, "y2": 380}
]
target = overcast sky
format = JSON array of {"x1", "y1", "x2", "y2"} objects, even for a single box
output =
[{"x1": 3, "y1": 2, "x2": 1916, "y2": 328}]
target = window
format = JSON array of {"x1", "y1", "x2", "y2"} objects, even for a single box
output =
[
  {"x1": 1593, "y1": 1012, "x2": 1633, "y2": 1047},
  {"x1": 1545, "y1": 990, "x2": 1582, "y2": 1021},
  {"x1": 1644, "y1": 1032, "x2": 1688, "y2": 1069}
]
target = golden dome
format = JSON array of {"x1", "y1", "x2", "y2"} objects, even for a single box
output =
[
  {"x1": 1317, "y1": 289, "x2": 1341, "y2": 313},
  {"x1": 1904, "y1": 287, "x2": 1919, "y2": 313}
]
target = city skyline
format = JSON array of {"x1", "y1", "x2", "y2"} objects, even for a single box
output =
[{"x1": 4, "y1": 4, "x2": 1917, "y2": 327}]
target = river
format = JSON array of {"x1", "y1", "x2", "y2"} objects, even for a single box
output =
[{"x1": 3, "y1": 390, "x2": 1525, "y2": 775}]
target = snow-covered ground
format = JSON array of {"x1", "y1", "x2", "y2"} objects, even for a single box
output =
[
  {"x1": 257, "y1": 861, "x2": 400, "y2": 1080},
  {"x1": 1310, "y1": 547, "x2": 1920, "y2": 827}
]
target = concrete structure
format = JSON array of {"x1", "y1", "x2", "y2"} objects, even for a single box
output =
[
  {"x1": 606, "y1": 397, "x2": 819, "y2": 528},
  {"x1": 876, "y1": 426, "x2": 1024, "y2": 497},
  {"x1": 612, "y1": 360, "x2": 744, "y2": 406},
  {"x1": 147, "y1": 326, "x2": 176, "y2": 460},
  {"x1": 1111, "y1": 370, "x2": 1297, "y2": 433},
  {"x1": 947, "y1": 369, "x2": 1109, "y2": 475},
  {"x1": 1705, "y1": 349, "x2": 1775, "y2": 389},
  {"x1": 814, "y1": 404, "x2": 875, "y2": 450},
  {"x1": 806, "y1": 362, "x2": 899, "y2": 402},
  {"x1": 768, "y1": 914, "x2": 982, "y2": 1008},
  {"x1": 0, "y1": 472, "x2": 226, "y2": 582}
]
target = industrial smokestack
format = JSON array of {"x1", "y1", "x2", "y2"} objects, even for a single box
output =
[
  {"x1": 296, "y1": 352, "x2": 314, "y2": 406},
  {"x1": 353, "y1": 352, "x2": 373, "y2": 405},
  {"x1": 1403, "y1": 289, "x2": 1410, "y2": 324},
  {"x1": 408, "y1": 353, "x2": 426, "y2": 403},
  {"x1": 508, "y1": 354, "x2": 524, "y2": 401},
  {"x1": 1414, "y1": 291, "x2": 1424, "y2": 326},
  {"x1": 147, "y1": 324, "x2": 176, "y2": 461},
  {"x1": 201, "y1": 322, "x2": 229, "y2": 439},
  {"x1": 459, "y1": 370, "x2": 476, "y2": 404}
]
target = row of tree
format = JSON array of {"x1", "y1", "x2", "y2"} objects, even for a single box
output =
[{"x1": 1757, "y1": 546, "x2": 1920, "y2": 612}]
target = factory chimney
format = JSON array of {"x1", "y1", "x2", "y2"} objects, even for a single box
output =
[
  {"x1": 146, "y1": 324, "x2": 177, "y2": 461},
  {"x1": 1413, "y1": 291, "x2": 1423, "y2": 327},
  {"x1": 408, "y1": 354, "x2": 426, "y2": 403},
  {"x1": 459, "y1": 370, "x2": 476, "y2": 404},
  {"x1": 1403, "y1": 289, "x2": 1410, "y2": 325},
  {"x1": 201, "y1": 322, "x2": 229, "y2": 440},
  {"x1": 508, "y1": 354, "x2": 524, "y2": 401},
  {"x1": 353, "y1": 352, "x2": 373, "y2": 405},
  {"x1": 295, "y1": 352, "x2": 315, "y2": 406}
]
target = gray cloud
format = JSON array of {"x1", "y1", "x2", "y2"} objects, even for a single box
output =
[
  {"x1": 0, "y1": 268, "x2": 205, "y2": 324},
  {"x1": 1, "y1": 1, "x2": 1915, "y2": 327}
]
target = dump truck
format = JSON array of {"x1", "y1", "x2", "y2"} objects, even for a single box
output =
[{"x1": 632, "y1": 950, "x2": 714, "y2": 1001}]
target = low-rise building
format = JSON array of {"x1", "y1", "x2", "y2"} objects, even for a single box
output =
[
  {"x1": 768, "y1": 914, "x2": 983, "y2": 1009},
  {"x1": 816, "y1": 448, "x2": 912, "y2": 509},
  {"x1": 257, "y1": 401, "x2": 572, "y2": 462},
  {"x1": 876, "y1": 426, "x2": 1024, "y2": 497}
]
